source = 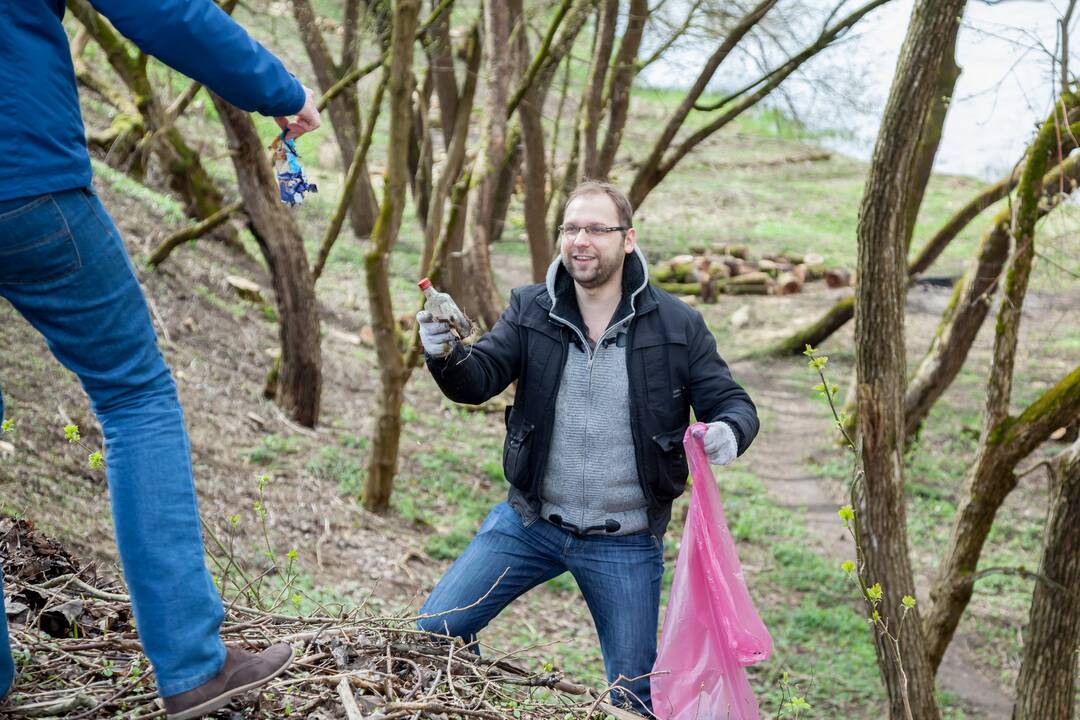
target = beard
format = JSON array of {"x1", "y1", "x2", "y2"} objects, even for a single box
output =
[{"x1": 562, "y1": 247, "x2": 625, "y2": 289}]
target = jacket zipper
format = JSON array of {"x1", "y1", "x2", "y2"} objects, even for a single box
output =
[{"x1": 543, "y1": 263, "x2": 654, "y2": 513}]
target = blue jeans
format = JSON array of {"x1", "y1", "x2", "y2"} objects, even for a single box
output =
[
  {"x1": 418, "y1": 502, "x2": 663, "y2": 714},
  {"x1": 0, "y1": 188, "x2": 226, "y2": 697}
]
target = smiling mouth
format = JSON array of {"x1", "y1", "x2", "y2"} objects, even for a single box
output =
[{"x1": 572, "y1": 255, "x2": 596, "y2": 262}]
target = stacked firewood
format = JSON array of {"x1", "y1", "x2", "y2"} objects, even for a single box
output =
[{"x1": 651, "y1": 244, "x2": 854, "y2": 302}]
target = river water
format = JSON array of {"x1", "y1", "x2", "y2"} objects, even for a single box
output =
[{"x1": 640, "y1": 0, "x2": 1067, "y2": 180}]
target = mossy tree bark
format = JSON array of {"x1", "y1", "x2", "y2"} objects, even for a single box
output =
[
  {"x1": 459, "y1": 0, "x2": 513, "y2": 328},
  {"x1": 904, "y1": 152, "x2": 1080, "y2": 440},
  {"x1": 419, "y1": 24, "x2": 481, "y2": 279},
  {"x1": 362, "y1": 0, "x2": 422, "y2": 514},
  {"x1": 853, "y1": 1, "x2": 967, "y2": 717},
  {"x1": 924, "y1": 92, "x2": 1080, "y2": 671}
]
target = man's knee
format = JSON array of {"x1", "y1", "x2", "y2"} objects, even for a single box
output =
[{"x1": 91, "y1": 362, "x2": 179, "y2": 419}]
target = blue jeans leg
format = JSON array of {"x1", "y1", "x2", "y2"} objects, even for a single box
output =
[
  {"x1": 567, "y1": 532, "x2": 663, "y2": 716},
  {"x1": 418, "y1": 503, "x2": 565, "y2": 641},
  {"x1": 0, "y1": 188, "x2": 226, "y2": 697}
]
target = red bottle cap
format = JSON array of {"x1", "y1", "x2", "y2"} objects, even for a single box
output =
[{"x1": 417, "y1": 277, "x2": 432, "y2": 290}]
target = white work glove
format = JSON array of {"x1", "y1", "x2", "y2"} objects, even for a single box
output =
[
  {"x1": 417, "y1": 311, "x2": 458, "y2": 359},
  {"x1": 703, "y1": 421, "x2": 738, "y2": 466}
]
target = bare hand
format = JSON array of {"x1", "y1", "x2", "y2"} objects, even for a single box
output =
[{"x1": 275, "y1": 86, "x2": 320, "y2": 140}]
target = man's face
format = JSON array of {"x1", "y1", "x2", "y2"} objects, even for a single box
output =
[{"x1": 560, "y1": 193, "x2": 637, "y2": 290}]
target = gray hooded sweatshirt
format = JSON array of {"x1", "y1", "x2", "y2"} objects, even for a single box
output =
[{"x1": 538, "y1": 248, "x2": 651, "y2": 536}]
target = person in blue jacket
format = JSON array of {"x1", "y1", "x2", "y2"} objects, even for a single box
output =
[{"x1": 1, "y1": 2, "x2": 320, "y2": 718}]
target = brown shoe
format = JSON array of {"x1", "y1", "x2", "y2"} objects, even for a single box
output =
[{"x1": 163, "y1": 644, "x2": 293, "y2": 720}]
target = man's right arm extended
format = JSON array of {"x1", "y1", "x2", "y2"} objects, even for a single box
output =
[
  {"x1": 87, "y1": 0, "x2": 306, "y2": 117},
  {"x1": 422, "y1": 291, "x2": 523, "y2": 406}
]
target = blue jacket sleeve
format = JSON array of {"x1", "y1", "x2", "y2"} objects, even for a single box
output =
[{"x1": 87, "y1": 0, "x2": 306, "y2": 117}]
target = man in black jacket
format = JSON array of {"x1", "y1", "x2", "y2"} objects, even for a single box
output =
[{"x1": 416, "y1": 181, "x2": 758, "y2": 714}]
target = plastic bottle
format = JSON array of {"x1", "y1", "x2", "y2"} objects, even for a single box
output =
[{"x1": 417, "y1": 278, "x2": 473, "y2": 338}]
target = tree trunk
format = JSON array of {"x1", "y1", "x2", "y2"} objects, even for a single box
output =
[
  {"x1": 516, "y1": 0, "x2": 592, "y2": 280},
  {"x1": 853, "y1": 2, "x2": 966, "y2": 717},
  {"x1": 900, "y1": 32, "x2": 961, "y2": 253},
  {"x1": 925, "y1": 365, "x2": 1080, "y2": 670},
  {"x1": 924, "y1": 93, "x2": 1080, "y2": 671},
  {"x1": 1012, "y1": 438, "x2": 1080, "y2": 720},
  {"x1": 487, "y1": 139, "x2": 523, "y2": 247},
  {"x1": 460, "y1": 0, "x2": 512, "y2": 328},
  {"x1": 312, "y1": 72, "x2": 389, "y2": 282},
  {"x1": 520, "y1": 87, "x2": 554, "y2": 281},
  {"x1": 425, "y1": 5, "x2": 459, "y2": 146},
  {"x1": 362, "y1": 0, "x2": 421, "y2": 514},
  {"x1": 421, "y1": 24, "x2": 481, "y2": 276},
  {"x1": 410, "y1": 68, "x2": 435, "y2": 229},
  {"x1": 594, "y1": 0, "x2": 648, "y2": 179},
  {"x1": 509, "y1": 0, "x2": 553, "y2": 282},
  {"x1": 905, "y1": 152, "x2": 1080, "y2": 440},
  {"x1": 212, "y1": 97, "x2": 322, "y2": 427},
  {"x1": 292, "y1": 0, "x2": 380, "y2": 238},
  {"x1": 580, "y1": 0, "x2": 618, "y2": 179}
]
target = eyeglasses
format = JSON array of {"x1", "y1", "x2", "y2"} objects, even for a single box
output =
[{"x1": 558, "y1": 223, "x2": 628, "y2": 239}]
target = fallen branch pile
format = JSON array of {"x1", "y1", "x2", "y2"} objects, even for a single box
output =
[
  {"x1": 0, "y1": 518, "x2": 640, "y2": 719},
  {"x1": 651, "y1": 244, "x2": 854, "y2": 301}
]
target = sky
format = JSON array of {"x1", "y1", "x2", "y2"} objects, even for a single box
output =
[{"x1": 641, "y1": 0, "x2": 1069, "y2": 180}]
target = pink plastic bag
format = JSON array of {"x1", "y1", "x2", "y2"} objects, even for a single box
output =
[{"x1": 651, "y1": 423, "x2": 772, "y2": 720}]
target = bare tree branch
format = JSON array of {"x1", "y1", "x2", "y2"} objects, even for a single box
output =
[
  {"x1": 631, "y1": 0, "x2": 892, "y2": 207},
  {"x1": 506, "y1": 0, "x2": 575, "y2": 119},
  {"x1": 312, "y1": 71, "x2": 390, "y2": 282}
]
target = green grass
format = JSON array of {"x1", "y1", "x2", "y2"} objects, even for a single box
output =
[
  {"x1": 193, "y1": 283, "x2": 250, "y2": 320},
  {"x1": 245, "y1": 433, "x2": 303, "y2": 466},
  {"x1": 306, "y1": 446, "x2": 367, "y2": 495},
  {"x1": 90, "y1": 159, "x2": 186, "y2": 223}
]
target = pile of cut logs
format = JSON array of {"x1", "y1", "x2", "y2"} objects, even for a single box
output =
[{"x1": 651, "y1": 244, "x2": 854, "y2": 302}]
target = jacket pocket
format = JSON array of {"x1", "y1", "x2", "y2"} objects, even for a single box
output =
[
  {"x1": 0, "y1": 195, "x2": 81, "y2": 286},
  {"x1": 631, "y1": 330, "x2": 689, "y2": 418},
  {"x1": 650, "y1": 426, "x2": 689, "y2": 501},
  {"x1": 502, "y1": 406, "x2": 535, "y2": 490}
]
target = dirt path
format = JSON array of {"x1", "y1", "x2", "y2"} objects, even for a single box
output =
[{"x1": 732, "y1": 359, "x2": 1015, "y2": 719}]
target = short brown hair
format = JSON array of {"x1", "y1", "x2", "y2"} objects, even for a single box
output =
[{"x1": 564, "y1": 180, "x2": 634, "y2": 228}]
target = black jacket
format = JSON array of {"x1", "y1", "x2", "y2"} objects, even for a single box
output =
[{"x1": 427, "y1": 251, "x2": 759, "y2": 537}]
